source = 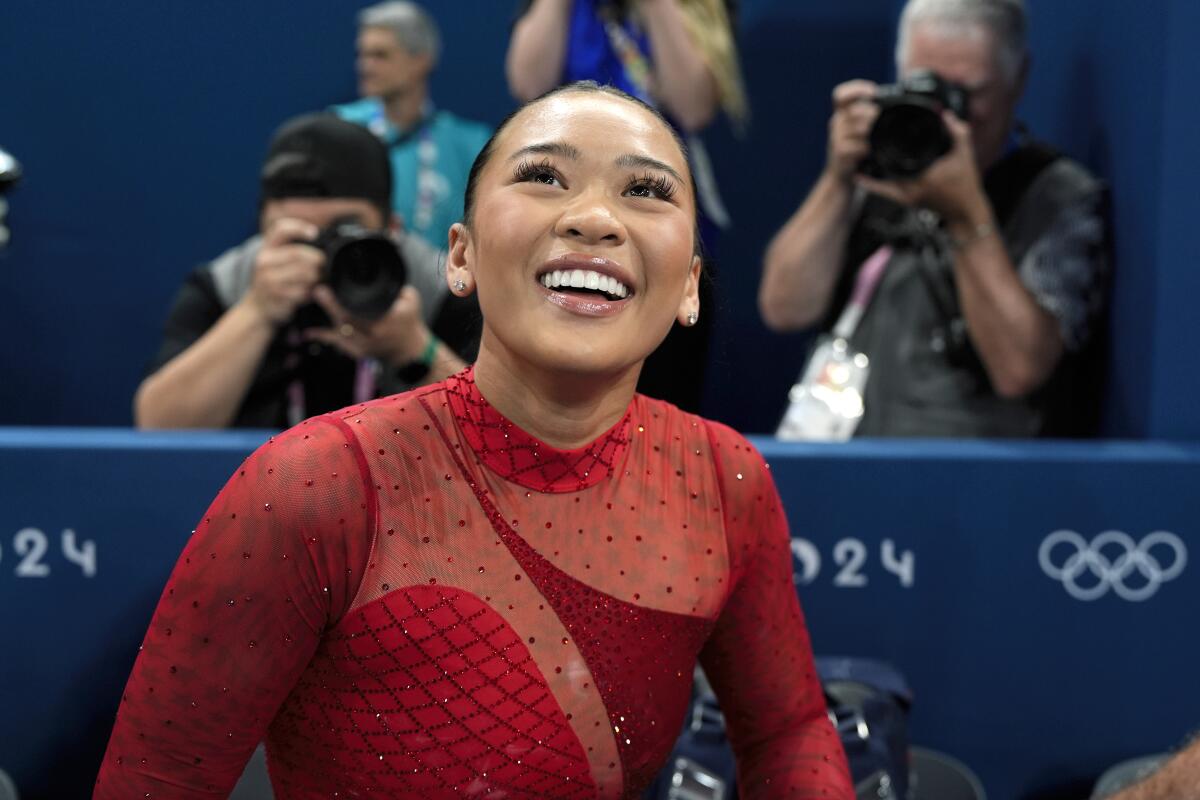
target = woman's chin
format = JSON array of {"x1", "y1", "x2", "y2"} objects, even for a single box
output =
[{"x1": 518, "y1": 340, "x2": 646, "y2": 383}]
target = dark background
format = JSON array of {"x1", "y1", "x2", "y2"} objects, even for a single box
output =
[{"x1": 1, "y1": 0, "x2": 1196, "y2": 437}]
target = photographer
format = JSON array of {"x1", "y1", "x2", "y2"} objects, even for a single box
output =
[
  {"x1": 760, "y1": 0, "x2": 1107, "y2": 438},
  {"x1": 135, "y1": 114, "x2": 477, "y2": 429}
]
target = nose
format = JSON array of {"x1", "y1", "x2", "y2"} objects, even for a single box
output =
[{"x1": 554, "y1": 186, "x2": 626, "y2": 246}]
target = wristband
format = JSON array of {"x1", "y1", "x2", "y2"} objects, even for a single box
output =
[
  {"x1": 396, "y1": 334, "x2": 439, "y2": 384},
  {"x1": 949, "y1": 221, "x2": 996, "y2": 251},
  {"x1": 418, "y1": 333, "x2": 438, "y2": 366}
]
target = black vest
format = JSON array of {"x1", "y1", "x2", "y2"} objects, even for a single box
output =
[{"x1": 826, "y1": 143, "x2": 1105, "y2": 437}]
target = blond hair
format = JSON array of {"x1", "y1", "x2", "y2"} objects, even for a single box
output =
[{"x1": 676, "y1": 0, "x2": 749, "y2": 130}]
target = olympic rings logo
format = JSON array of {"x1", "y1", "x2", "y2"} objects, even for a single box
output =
[{"x1": 1038, "y1": 530, "x2": 1187, "y2": 602}]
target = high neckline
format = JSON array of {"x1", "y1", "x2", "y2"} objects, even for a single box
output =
[{"x1": 444, "y1": 368, "x2": 633, "y2": 494}]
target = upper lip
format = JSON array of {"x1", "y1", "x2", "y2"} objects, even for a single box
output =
[{"x1": 537, "y1": 253, "x2": 636, "y2": 295}]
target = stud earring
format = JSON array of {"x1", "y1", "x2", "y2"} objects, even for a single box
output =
[
  {"x1": 686, "y1": 312, "x2": 698, "y2": 326},
  {"x1": 453, "y1": 279, "x2": 466, "y2": 293}
]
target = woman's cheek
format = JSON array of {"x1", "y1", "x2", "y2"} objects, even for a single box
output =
[
  {"x1": 478, "y1": 193, "x2": 544, "y2": 245},
  {"x1": 636, "y1": 217, "x2": 694, "y2": 279}
]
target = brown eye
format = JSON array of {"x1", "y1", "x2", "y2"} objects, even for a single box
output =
[
  {"x1": 623, "y1": 173, "x2": 677, "y2": 201},
  {"x1": 514, "y1": 158, "x2": 565, "y2": 188}
]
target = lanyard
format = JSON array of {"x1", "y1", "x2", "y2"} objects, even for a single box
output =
[
  {"x1": 367, "y1": 103, "x2": 440, "y2": 237},
  {"x1": 600, "y1": 9, "x2": 653, "y2": 101},
  {"x1": 832, "y1": 245, "x2": 894, "y2": 340},
  {"x1": 284, "y1": 328, "x2": 377, "y2": 427},
  {"x1": 411, "y1": 125, "x2": 438, "y2": 234}
]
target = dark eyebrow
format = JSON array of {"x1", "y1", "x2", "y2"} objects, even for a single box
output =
[
  {"x1": 507, "y1": 142, "x2": 581, "y2": 162},
  {"x1": 614, "y1": 153, "x2": 684, "y2": 183}
]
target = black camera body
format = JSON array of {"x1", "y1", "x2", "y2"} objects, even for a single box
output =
[
  {"x1": 860, "y1": 70, "x2": 969, "y2": 180},
  {"x1": 311, "y1": 219, "x2": 407, "y2": 321}
]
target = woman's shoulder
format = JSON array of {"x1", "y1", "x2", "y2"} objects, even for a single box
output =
[
  {"x1": 320, "y1": 381, "x2": 451, "y2": 433},
  {"x1": 632, "y1": 394, "x2": 769, "y2": 484},
  {"x1": 632, "y1": 393, "x2": 758, "y2": 448},
  {"x1": 244, "y1": 383, "x2": 452, "y2": 474}
]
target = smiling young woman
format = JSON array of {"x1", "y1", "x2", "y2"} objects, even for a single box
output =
[{"x1": 94, "y1": 83, "x2": 853, "y2": 800}]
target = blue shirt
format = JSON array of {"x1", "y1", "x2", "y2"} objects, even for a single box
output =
[{"x1": 333, "y1": 98, "x2": 491, "y2": 248}]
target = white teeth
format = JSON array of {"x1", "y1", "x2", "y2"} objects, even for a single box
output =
[{"x1": 540, "y1": 268, "x2": 630, "y2": 298}]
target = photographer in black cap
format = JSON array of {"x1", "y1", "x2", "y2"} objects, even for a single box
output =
[
  {"x1": 136, "y1": 113, "x2": 477, "y2": 429},
  {"x1": 760, "y1": 0, "x2": 1108, "y2": 438}
]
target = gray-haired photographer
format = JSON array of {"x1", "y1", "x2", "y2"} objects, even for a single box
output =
[
  {"x1": 761, "y1": 0, "x2": 1108, "y2": 440},
  {"x1": 135, "y1": 113, "x2": 478, "y2": 429}
]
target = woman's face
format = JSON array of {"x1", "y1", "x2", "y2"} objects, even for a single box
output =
[{"x1": 450, "y1": 92, "x2": 700, "y2": 380}]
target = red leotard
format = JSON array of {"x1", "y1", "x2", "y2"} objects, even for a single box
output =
[{"x1": 95, "y1": 369, "x2": 853, "y2": 799}]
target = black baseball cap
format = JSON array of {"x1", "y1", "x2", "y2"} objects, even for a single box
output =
[{"x1": 260, "y1": 113, "x2": 392, "y2": 215}]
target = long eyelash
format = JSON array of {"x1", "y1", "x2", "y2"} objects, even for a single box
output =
[
  {"x1": 626, "y1": 172, "x2": 677, "y2": 200},
  {"x1": 513, "y1": 157, "x2": 561, "y2": 183}
]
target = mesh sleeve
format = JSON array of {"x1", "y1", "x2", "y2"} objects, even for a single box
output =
[
  {"x1": 699, "y1": 422, "x2": 853, "y2": 799},
  {"x1": 93, "y1": 417, "x2": 375, "y2": 798}
]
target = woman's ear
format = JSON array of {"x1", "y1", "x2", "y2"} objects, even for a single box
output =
[
  {"x1": 446, "y1": 222, "x2": 475, "y2": 296},
  {"x1": 675, "y1": 254, "x2": 702, "y2": 326}
]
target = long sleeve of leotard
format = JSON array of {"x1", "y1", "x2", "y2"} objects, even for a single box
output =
[
  {"x1": 93, "y1": 417, "x2": 374, "y2": 799},
  {"x1": 699, "y1": 422, "x2": 854, "y2": 799}
]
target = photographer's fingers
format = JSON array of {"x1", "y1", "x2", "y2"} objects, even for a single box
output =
[
  {"x1": 262, "y1": 217, "x2": 320, "y2": 249},
  {"x1": 942, "y1": 110, "x2": 973, "y2": 149},
  {"x1": 828, "y1": 104, "x2": 876, "y2": 178},
  {"x1": 832, "y1": 80, "x2": 877, "y2": 110},
  {"x1": 386, "y1": 285, "x2": 422, "y2": 319},
  {"x1": 304, "y1": 326, "x2": 368, "y2": 360},
  {"x1": 248, "y1": 244, "x2": 323, "y2": 323},
  {"x1": 855, "y1": 174, "x2": 918, "y2": 207},
  {"x1": 311, "y1": 285, "x2": 354, "y2": 329}
]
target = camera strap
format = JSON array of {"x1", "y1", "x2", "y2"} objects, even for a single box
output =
[{"x1": 775, "y1": 246, "x2": 893, "y2": 441}]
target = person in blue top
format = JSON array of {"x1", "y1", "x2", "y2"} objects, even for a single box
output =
[{"x1": 333, "y1": 1, "x2": 491, "y2": 250}]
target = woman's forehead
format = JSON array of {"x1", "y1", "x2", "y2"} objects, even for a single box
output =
[{"x1": 500, "y1": 94, "x2": 687, "y2": 171}]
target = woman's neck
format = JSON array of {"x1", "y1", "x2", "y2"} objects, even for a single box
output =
[{"x1": 471, "y1": 344, "x2": 641, "y2": 451}]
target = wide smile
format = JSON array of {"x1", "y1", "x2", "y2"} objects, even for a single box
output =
[
  {"x1": 535, "y1": 255, "x2": 636, "y2": 317},
  {"x1": 540, "y1": 268, "x2": 629, "y2": 300}
]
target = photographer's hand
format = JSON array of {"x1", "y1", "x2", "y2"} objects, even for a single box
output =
[
  {"x1": 825, "y1": 80, "x2": 880, "y2": 184},
  {"x1": 855, "y1": 111, "x2": 990, "y2": 226},
  {"x1": 244, "y1": 218, "x2": 325, "y2": 325},
  {"x1": 305, "y1": 284, "x2": 424, "y2": 364},
  {"x1": 307, "y1": 286, "x2": 466, "y2": 386}
]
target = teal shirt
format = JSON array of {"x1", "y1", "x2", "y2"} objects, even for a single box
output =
[{"x1": 333, "y1": 98, "x2": 491, "y2": 248}]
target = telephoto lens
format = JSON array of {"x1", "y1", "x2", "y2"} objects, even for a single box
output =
[{"x1": 313, "y1": 219, "x2": 408, "y2": 320}]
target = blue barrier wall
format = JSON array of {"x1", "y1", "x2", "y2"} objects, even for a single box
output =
[
  {"x1": 2, "y1": 1, "x2": 1198, "y2": 437},
  {"x1": 2, "y1": 430, "x2": 1197, "y2": 799}
]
